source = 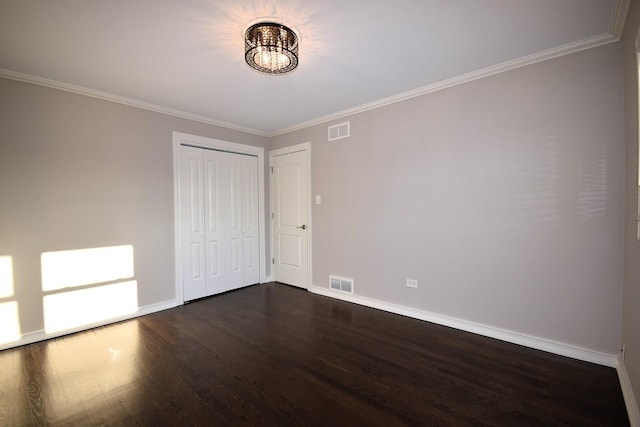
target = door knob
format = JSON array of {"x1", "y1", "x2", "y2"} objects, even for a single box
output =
[{"x1": 297, "y1": 224, "x2": 307, "y2": 230}]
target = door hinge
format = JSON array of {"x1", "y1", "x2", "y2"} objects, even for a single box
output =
[
  {"x1": 272, "y1": 258, "x2": 275, "y2": 265},
  {"x1": 270, "y1": 166, "x2": 273, "y2": 174},
  {"x1": 271, "y1": 212, "x2": 274, "y2": 219}
]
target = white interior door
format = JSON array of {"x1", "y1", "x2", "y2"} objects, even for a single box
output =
[
  {"x1": 180, "y1": 146, "x2": 259, "y2": 300},
  {"x1": 272, "y1": 149, "x2": 308, "y2": 288}
]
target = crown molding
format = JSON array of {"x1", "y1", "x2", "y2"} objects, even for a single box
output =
[
  {"x1": 269, "y1": 32, "x2": 617, "y2": 137},
  {"x1": 0, "y1": 69, "x2": 269, "y2": 137},
  {"x1": 610, "y1": 0, "x2": 631, "y2": 40}
]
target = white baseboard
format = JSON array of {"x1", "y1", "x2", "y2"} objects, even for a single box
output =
[
  {"x1": 618, "y1": 357, "x2": 640, "y2": 427},
  {"x1": 309, "y1": 285, "x2": 618, "y2": 367},
  {"x1": 0, "y1": 299, "x2": 179, "y2": 351}
]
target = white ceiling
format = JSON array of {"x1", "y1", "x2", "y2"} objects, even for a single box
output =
[{"x1": 0, "y1": 0, "x2": 626, "y2": 136}]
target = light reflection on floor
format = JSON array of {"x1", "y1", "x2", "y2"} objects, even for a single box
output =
[{"x1": 41, "y1": 320, "x2": 141, "y2": 424}]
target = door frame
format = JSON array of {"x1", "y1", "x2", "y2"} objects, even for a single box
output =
[
  {"x1": 269, "y1": 142, "x2": 312, "y2": 290},
  {"x1": 173, "y1": 132, "x2": 267, "y2": 304}
]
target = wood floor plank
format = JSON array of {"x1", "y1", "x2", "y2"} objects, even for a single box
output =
[
  {"x1": 0, "y1": 283, "x2": 630, "y2": 426},
  {"x1": 0, "y1": 349, "x2": 27, "y2": 426}
]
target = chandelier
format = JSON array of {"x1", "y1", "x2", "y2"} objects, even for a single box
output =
[{"x1": 244, "y1": 22, "x2": 299, "y2": 75}]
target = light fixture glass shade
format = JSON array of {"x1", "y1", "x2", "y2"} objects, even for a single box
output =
[{"x1": 245, "y1": 22, "x2": 298, "y2": 75}]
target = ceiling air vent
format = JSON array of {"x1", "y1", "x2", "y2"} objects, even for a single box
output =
[
  {"x1": 330, "y1": 275, "x2": 354, "y2": 294},
  {"x1": 328, "y1": 121, "x2": 350, "y2": 141}
]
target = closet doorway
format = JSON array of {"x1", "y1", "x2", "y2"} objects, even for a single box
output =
[{"x1": 173, "y1": 132, "x2": 266, "y2": 303}]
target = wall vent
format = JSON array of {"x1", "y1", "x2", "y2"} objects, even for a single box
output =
[
  {"x1": 329, "y1": 275, "x2": 354, "y2": 294},
  {"x1": 328, "y1": 121, "x2": 350, "y2": 141}
]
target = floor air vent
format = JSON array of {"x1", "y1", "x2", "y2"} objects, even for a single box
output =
[
  {"x1": 330, "y1": 276, "x2": 354, "y2": 294},
  {"x1": 328, "y1": 122, "x2": 350, "y2": 141}
]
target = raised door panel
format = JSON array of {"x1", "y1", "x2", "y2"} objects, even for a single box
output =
[
  {"x1": 278, "y1": 235, "x2": 301, "y2": 267},
  {"x1": 277, "y1": 163, "x2": 302, "y2": 227}
]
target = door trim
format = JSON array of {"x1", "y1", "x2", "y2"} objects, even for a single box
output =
[
  {"x1": 173, "y1": 132, "x2": 266, "y2": 304},
  {"x1": 269, "y1": 142, "x2": 312, "y2": 290}
]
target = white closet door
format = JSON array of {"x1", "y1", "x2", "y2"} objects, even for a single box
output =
[
  {"x1": 180, "y1": 146, "x2": 206, "y2": 301},
  {"x1": 181, "y1": 145, "x2": 260, "y2": 300}
]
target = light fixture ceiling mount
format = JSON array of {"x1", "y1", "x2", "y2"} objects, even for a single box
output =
[{"x1": 244, "y1": 22, "x2": 298, "y2": 75}]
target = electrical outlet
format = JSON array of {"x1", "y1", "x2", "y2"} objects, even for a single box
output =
[{"x1": 406, "y1": 279, "x2": 418, "y2": 288}]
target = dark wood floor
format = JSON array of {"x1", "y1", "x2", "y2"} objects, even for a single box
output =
[{"x1": 0, "y1": 283, "x2": 629, "y2": 426}]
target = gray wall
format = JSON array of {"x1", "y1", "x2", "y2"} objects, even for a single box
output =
[
  {"x1": 272, "y1": 43, "x2": 625, "y2": 354},
  {"x1": 622, "y1": 0, "x2": 640, "y2": 414},
  {"x1": 0, "y1": 78, "x2": 269, "y2": 336}
]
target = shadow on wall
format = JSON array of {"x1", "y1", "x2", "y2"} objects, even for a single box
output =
[
  {"x1": 452, "y1": 135, "x2": 609, "y2": 241},
  {"x1": 444, "y1": 136, "x2": 561, "y2": 241},
  {"x1": 0, "y1": 245, "x2": 139, "y2": 346},
  {"x1": 578, "y1": 143, "x2": 608, "y2": 222}
]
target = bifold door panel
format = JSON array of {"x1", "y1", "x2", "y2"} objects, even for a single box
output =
[{"x1": 180, "y1": 146, "x2": 259, "y2": 300}]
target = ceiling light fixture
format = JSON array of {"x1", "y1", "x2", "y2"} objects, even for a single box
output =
[{"x1": 244, "y1": 22, "x2": 298, "y2": 75}]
